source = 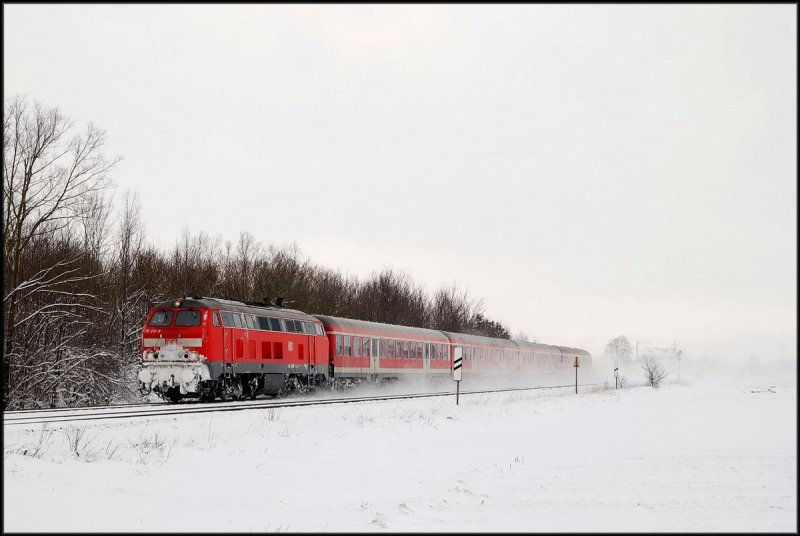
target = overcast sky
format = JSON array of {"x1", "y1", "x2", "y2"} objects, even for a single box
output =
[{"x1": 4, "y1": 4, "x2": 796, "y2": 363}]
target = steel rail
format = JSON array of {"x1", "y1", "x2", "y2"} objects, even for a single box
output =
[{"x1": 3, "y1": 383, "x2": 605, "y2": 427}]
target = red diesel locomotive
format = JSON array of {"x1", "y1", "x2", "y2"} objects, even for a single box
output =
[{"x1": 138, "y1": 296, "x2": 592, "y2": 402}]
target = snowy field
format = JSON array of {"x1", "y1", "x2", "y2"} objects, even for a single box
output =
[{"x1": 4, "y1": 363, "x2": 796, "y2": 532}]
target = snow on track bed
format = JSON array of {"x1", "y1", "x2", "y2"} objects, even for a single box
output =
[
  {"x1": 3, "y1": 375, "x2": 796, "y2": 532},
  {"x1": 2, "y1": 384, "x2": 602, "y2": 428}
]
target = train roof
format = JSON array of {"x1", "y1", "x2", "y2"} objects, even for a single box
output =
[
  {"x1": 312, "y1": 315, "x2": 451, "y2": 342},
  {"x1": 556, "y1": 345, "x2": 592, "y2": 358},
  {"x1": 439, "y1": 331, "x2": 518, "y2": 349},
  {"x1": 151, "y1": 297, "x2": 320, "y2": 322},
  {"x1": 513, "y1": 340, "x2": 591, "y2": 357},
  {"x1": 314, "y1": 316, "x2": 592, "y2": 356}
]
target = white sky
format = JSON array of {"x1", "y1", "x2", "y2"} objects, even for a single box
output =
[{"x1": 4, "y1": 4, "x2": 796, "y2": 362}]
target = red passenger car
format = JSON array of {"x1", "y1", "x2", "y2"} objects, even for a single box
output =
[{"x1": 314, "y1": 316, "x2": 452, "y2": 385}]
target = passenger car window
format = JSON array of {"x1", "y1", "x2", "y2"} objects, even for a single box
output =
[
  {"x1": 149, "y1": 310, "x2": 173, "y2": 326},
  {"x1": 335, "y1": 335, "x2": 342, "y2": 356},
  {"x1": 176, "y1": 310, "x2": 201, "y2": 326}
]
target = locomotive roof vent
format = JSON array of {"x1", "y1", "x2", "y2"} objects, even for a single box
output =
[{"x1": 258, "y1": 296, "x2": 287, "y2": 307}]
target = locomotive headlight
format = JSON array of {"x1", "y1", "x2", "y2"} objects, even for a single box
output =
[
  {"x1": 189, "y1": 351, "x2": 198, "y2": 361},
  {"x1": 181, "y1": 368, "x2": 196, "y2": 383},
  {"x1": 173, "y1": 299, "x2": 182, "y2": 308},
  {"x1": 138, "y1": 369, "x2": 153, "y2": 384}
]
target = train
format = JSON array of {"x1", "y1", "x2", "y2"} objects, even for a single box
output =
[{"x1": 138, "y1": 296, "x2": 592, "y2": 402}]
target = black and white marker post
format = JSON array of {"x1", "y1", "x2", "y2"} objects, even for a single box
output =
[
  {"x1": 453, "y1": 347, "x2": 463, "y2": 405},
  {"x1": 614, "y1": 366, "x2": 619, "y2": 389}
]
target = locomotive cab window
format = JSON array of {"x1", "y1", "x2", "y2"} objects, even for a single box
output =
[
  {"x1": 149, "y1": 310, "x2": 173, "y2": 326},
  {"x1": 220, "y1": 311, "x2": 233, "y2": 327},
  {"x1": 176, "y1": 310, "x2": 201, "y2": 326}
]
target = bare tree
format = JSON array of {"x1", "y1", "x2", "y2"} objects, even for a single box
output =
[
  {"x1": 512, "y1": 331, "x2": 537, "y2": 342},
  {"x1": 512, "y1": 331, "x2": 530, "y2": 342},
  {"x1": 3, "y1": 95, "x2": 121, "y2": 407},
  {"x1": 642, "y1": 357, "x2": 668, "y2": 387},
  {"x1": 112, "y1": 190, "x2": 147, "y2": 358},
  {"x1": 605, "y1": 335, "x2": 633, "y2": 366},
  {"x1": 429, "y1": 284, "x2": 480, "y2": 333}
]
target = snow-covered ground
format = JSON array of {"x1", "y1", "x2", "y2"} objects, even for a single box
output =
[{"x1": 4, "y1": 365, "x2": 796, "y2": 532}]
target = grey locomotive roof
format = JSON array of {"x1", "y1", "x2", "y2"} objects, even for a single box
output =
[
  {"x1": 152, "y1": 297, "x2": 320, "y2": 322},
  {"x1": 313, "y1": 315, "x2": 450, "y2": 341}
]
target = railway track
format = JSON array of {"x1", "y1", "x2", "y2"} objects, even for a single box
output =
[{"x1": 3, "y1": 382, "x2": 605, "y2": 428}]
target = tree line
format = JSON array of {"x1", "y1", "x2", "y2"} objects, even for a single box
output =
[{"x1": 2, "y1": 96, "x2": 511, "y2": 410}]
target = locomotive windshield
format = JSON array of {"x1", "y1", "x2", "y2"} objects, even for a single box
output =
[
  {"x1": 149, "y1": 310, "x2": 173, "y2": 326},
  {"x1": 176, "y1": 310, "x2": 202, "y2": 326}
]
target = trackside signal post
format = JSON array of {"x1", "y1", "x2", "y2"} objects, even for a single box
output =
[
  {"x1": 573, "y1": 356, "x2": 580, "y2": 394},
  {"x1": 453, "y1": 347, "x2": 463, "y2": 405}
]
